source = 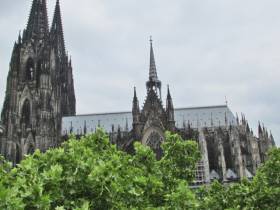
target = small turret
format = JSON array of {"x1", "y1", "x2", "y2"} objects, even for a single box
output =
[
  {"x1": 258, "y1": 121, "x2": 262, "y2": 138},
  {"x1": 17, "y1": 31, "x2": 22, "y2": 45},
  {"x1": 246, "y1": 122, "x2": 250, "y2": 133},
  {"x1": 132, "y1": 87, "x2": 140, "y2": 124},
  {"x1": 166, "y1": 85, "x2": 175, "y2": 130}
]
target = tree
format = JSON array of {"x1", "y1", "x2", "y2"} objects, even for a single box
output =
[
  {"x1": 1, "y1": 129, "x2": 279, "y2": 209},
  {"x1": 198, "y1": 147, "x2": 280, "y2": 210},
  {"x1": 0, "y1": 130, "x2": 200, "y2": 209}
]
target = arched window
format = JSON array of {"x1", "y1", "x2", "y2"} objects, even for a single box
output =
[
  {"x1": 21, "y1": 99, "x2": 31, "y2": 127},
  {"x1": 25, "y1": 58, "x2": 34, "y2": 81}
]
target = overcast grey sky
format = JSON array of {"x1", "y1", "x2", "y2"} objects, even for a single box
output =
[{"x1": 0, "y1": 0, "x2": 279, "y2": 145}]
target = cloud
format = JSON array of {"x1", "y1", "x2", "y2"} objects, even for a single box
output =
[{"x1": 0, "y1": 0, "x2": 279, "y2": 145}]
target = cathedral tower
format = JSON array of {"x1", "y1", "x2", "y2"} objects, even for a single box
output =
[
  {"x1": 131, "y1": 39, "x2": 175, "y2": 158},
  {"x1": 0, "y1": 0, "x2": 75, "y2": 164}
]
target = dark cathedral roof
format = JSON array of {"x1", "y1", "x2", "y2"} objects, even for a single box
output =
[{"x1": 62, "y1": 105, "x2": 236, "y2": 135}]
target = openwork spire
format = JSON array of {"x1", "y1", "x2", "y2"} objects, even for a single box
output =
[
  {"x1": 25, "y1": 0, "x2": 49, "y2": 41},
  {"x1": 149, "y1": 37, "x2": 158, "y2": 81},
  {"x1": 146, "y1": 37, "x2": 162, "y2": 98},
  {"x1": 51, "y1": 0, "x2": 66, "y2": 55}
]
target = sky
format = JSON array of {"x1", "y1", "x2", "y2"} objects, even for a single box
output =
[{"x1": 0, "y1": 0, "x2": 279, "y2": 146}]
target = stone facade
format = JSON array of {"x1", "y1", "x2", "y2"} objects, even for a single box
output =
[
  {"x1": 114, "y1": 40, "x2": 275, "y2": 183},
  {"x1": 0, "y1": 0, "x2": 275, "y2": 184},
  {"x1": 0, "y1": 0, "x2": 75, "y2": 164}
]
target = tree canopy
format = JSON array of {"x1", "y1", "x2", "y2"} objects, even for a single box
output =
[{"x1": 0, "y1": 129, "x2": 279, "y2": 210}]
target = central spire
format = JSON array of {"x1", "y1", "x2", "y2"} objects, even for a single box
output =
[
  {"x1": 25, "y1": 0, "x2": 49, "y2": 41},
  {"x1": 149, "y1": 36, "x2": 158, "y2": 81},
  {"x1": 146, "y1": 37, "x2": 162, "y2": 99}
]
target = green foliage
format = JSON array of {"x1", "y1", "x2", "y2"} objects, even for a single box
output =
[
  {"x1": 0, "y1": 129, "x2": 200, "y2": 209},
  {"x1": 198, "y1": 147, "x2": 280, "y2": 210},
  {"x1": 0, "y1": 129, "x2": 279, "y2": 210}
]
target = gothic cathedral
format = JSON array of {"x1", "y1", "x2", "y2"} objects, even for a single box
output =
[
  {"x1": 0, "y1": 0, "x2": 75, "y2": 164},
  {"x1": 0, "y1": 0, "x2": 275, "y2": 184}
]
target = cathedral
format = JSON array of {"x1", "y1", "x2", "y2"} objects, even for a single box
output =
[
  {"x1": 0, "y1": 0, "x2": 275, "y2": 184},
  {"x1": 0, "y1": 0, "x2": 75, "y2": 164}
]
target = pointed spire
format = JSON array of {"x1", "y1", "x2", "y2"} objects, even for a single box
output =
[
  {"x1": 51, "y1": 0, "x2": 66, "y2": 55},
  {"x1": 149, "y1": 36, "x2": 158, "y2": 81},
  {"x1": 258, "y1": 121, "x2": 262, "y2": 136},
  {"x1": 146, "y1": 37, "x2": 162, "y2": 98},
  {"x1": 246, "y1": 122, "x2": 250, "y2": 133},
  {"x1": 25, "y1": 0, "x2": 49, "y2": 41},
  {"x1": 166, "y1": 85, "x2": 174, "y2": 111},
  {"x1": 17, "y1": 31, "x2": 22, "y2": 44},
  {"x1": 133, "y1": 87, "x2": 138, "y2": 107},
  {"x1": 132, "y1": 87, "x2": 140, "y2": 117},
  {"x1": 133, "y1": 86, "x2": 137, "y2": 100},
  {"x1": 51, "y1": 0, "x2": 63, "y2": 32},
  {"x1": 167, "y1": 85, "x2": 171, "y2": 99},
  {"x1": 166, "y1": 85, "x2": 175, "y2": 124}
]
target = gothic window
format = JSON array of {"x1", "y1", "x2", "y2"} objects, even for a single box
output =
[
  {"x1": 25, "y1": 58, "x2": 34, "y2": 81},
  {"x1": 21, "y1": 99, "x2": 31, "y2": 128},
  {"x1": 146, "y1": 131, "x2": 163, "y2": 159}
]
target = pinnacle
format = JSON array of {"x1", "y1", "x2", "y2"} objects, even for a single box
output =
[{"x1": 167, "y1": 85, "x2": 172, "y2": 99}]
